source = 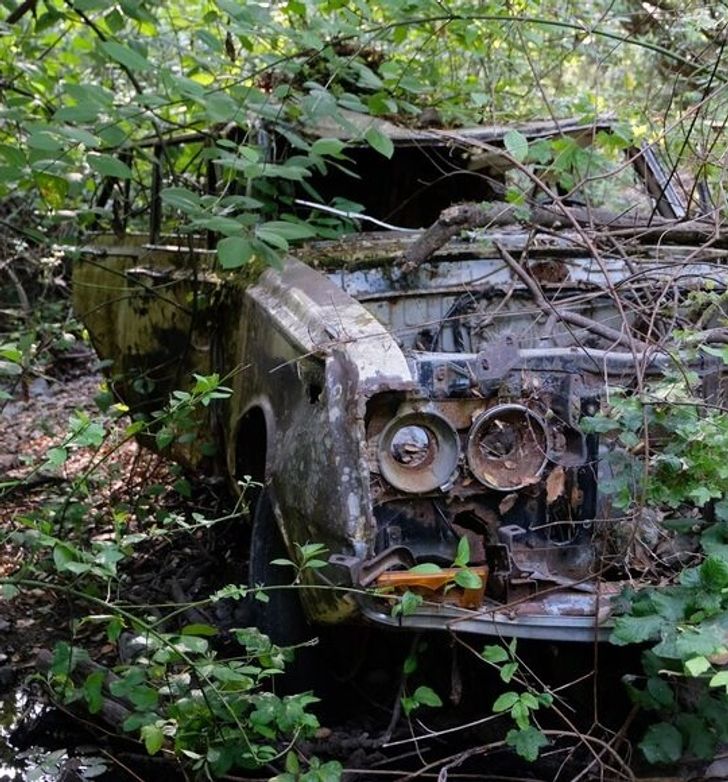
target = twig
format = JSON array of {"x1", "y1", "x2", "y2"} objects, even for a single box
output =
[
  {"x1": 493, "y1": 240, "x2": 645, "y2": 350},
  {"x1": 382, "y1": 634, "x2": 420, "y2": 743}
]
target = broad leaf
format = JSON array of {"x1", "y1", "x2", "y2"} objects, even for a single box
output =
[
  {"x1": 364, "y1": 126, "x2": 394, "y2": 159},
  {"x1": 217, "y1": 236, "x2": 253, "y2": 268},
  {"x1": 141, "y1": 723, "x2": 164, "y2": 755},
  {"x1": 504, "y1": 129, "x2": 529, "y2": 163},
  {"x1": 506, "y1": 727, "x2": 548, "y2": 762},
  {"x1": 100, "y1": 41, "x2": 153, "y2": 72},
  {"x1": 640, "y1": 722, "x2": 683, "y2": 764},
  {"x1": 87, "y1": 154, "x2": 133, "y2": 180}
]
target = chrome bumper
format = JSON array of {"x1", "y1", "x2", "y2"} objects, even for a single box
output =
[{"x1": 362, "y1": 589, "x2": 615, "y2": 643}]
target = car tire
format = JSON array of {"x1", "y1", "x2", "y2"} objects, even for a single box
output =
[{"x1": 248, "y1": 489, "x2": 312, "y2": 649}]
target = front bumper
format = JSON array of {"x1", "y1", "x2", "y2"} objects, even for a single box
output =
[{"x1": 361, "y1": 585, "x2": 619, "y2": 642}]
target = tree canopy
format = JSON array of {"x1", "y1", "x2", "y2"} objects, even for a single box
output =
[{"x1": 0, "y1": 0, "x2": 726, "y2": 259}]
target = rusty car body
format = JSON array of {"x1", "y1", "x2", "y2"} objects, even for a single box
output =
[{"x1": 72, "y1": 115, "x2": 727, "y2": 643}]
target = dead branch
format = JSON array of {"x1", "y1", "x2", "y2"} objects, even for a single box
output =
[
  {"x1": 36, "y1": 649, "x2": 132, "y2": 729},
  {"x1": 398, "y1": 200, "x2": 725, "y2": 272},
  {"x1": 493, "y1": 241, "x2": 646, "y2": 350},
  {"x1": 399, "y1": 202, "x2": 521, "y2": 271}
]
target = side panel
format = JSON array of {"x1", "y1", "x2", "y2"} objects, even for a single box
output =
[{"x1": 72, "y1": 242, "x2": 229, "y2": 469}]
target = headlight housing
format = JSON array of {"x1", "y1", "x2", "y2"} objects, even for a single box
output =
[
  {"x1": 467, "y1": 404, "x2": 549, "y2": 491},
  {"x1": 377, "y1": 412, "x2": 460, "y2": 494}
]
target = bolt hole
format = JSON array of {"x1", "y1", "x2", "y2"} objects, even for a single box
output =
[{"x1": 307, "y1": 383, "x2": 323, "y2": 404}]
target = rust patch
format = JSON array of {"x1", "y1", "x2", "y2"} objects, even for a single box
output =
[{"x1": 528, "y1": 259, "x2": 569, "y2": 284}]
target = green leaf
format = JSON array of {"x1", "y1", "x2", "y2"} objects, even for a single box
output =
[
  {"x1": 51, "y1": 642, "x2": 89, "y2": 675},
  {"x1": 0, "y1": 145, "x2": 25, "y2": 167},
  {"x1": 160, "y1": 187, "x2": 201, "y2": 213},
  {"x1": 141, "y1": 723, "x2": 164, "y2": 755},
  {"x1": 53, "y1": 543, "x2": 77, "y2": 572},
  {"x1": 676, "y1": 713, "x2": 716, "y2": 760},
  {"x1": 270, "y1": 558, "x2": 295, "y2": 567},
  {"x1": 702, "y1": 344, "x2": 728, "y2": 365},
  {"x1": 129, "y1": 685, "x2": 159, "y2": 710},
  {"x1": 646, "y1": 676, "x2": 674, "y2": 707},
  {"x1": 454, "y1": 569, "x2": 483, "y2": 590},
  {"x1": 46, "y1": 447, "x2": 68, "y2": 467},
  {"x1": 409, "y1": 563, "x2": 443, "y2": 575},
  {"x1": 504, "y1": 129, "x2": 529, "y2": 163},
  {"x1": 392, "y1": 589, "x2": 423, "y2": 618},
  {"x1": 83, "y1": 671, "x2": 105, "y2": 714},
  {"x1": 107, "y1": 616, "x2": 124, "y2": 642},
  {"x1": 640, "y1": 722, "x2": 683, "y2": 764},
  {"x1": 684, "y1": 656, "x2": 711, "y2": 677},
  {"x1": 100, "y1": 41, "x2": 153, "y2": 72},
  {"x1": 413, "y1": 685, "x2": 442, "y2": 708},
  {"x1": 54, "y1": 103, "x2": 99, "y2": 123},
  {"x1": 256, "y1": 226, "x2": 289, "y2": 251},
  {"x1": 610, "y1": 614, "x2": 664, "y2": 645},
  {"x1": 500, "y1": 661, "x2": 518, "y2": 683},
  {"x1": 194, "y1": 216, "x2": 244, "y2": 237},
  {"x1": 506, "y1": 727, "x2": 548, "y2": 762},
  {"x1": 311, "y1": 138, "x2": 346, "y2": 158},
  {"x1": 511, "y1": 700, "x2": 530, "y2": 730},
  {"x1": 403, "y1": 653, "x2": 418, "y2": 675},
  {"x1": 260, "y1": 220, "x2": 316, "y2": 241},
  {"x1": 701, "y1": 556, "x2": 728, "y2": 590},
  {"x1": 482, "y1": 645, "x2": 509, "y2": 664},
  {"x1": 155, "y1": 428, "x2": 174, "y2": 450},
  {"x1": 364, "y1": 126, "x2": 394, "y2": 159},
  {"x1": 579, "y1": 415, "x2": 615, "y2": 433},
  {"x1": 285, "y1": 751, "x2": 300, "y2": 775},
  {"x1": 104, "y1": 8, "x2": 125, "y2": 32},
  {"x1": 181, "y1": 623, "x2": 218, "y2": 637},
  {"x1": 493, "y1": 691, "x2": 519, "y2": 712},
  {"x1": 87, "y1": 154, "x2": 133, "y2": 180},
  {"x1": 57, "y1": 126, "x2": 100, "y2": 149},
  {"x1": 454, "y1": 536, "x2": 470, "y2": 567},
  {"x1": 709, "y1": 670, "x2": 728, "y2": 691},
  {"x1": 400, "y1": 695, "x2": 418, "y2": 716},
  {"x1": 2, "y1": 584, "x2": 19, "y2": 600},
  {"x1": 217, "y1": 236, "x2": 253, "y2": 269},
  {"x1": 27, "y1": 131, "x2": 63, "y2": 152}
]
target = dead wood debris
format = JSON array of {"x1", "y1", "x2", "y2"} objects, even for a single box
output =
[{"x1": 398, "y1": 200, "x2": 725, "y2": 272}]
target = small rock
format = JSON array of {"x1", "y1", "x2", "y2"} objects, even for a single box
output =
[
  {"x1": 28, "y1": 377, "x2": 51, "y2": 398},
  {"x1": 0, "y1": 454, "x2": 19, "y2": 470},
  {"x1": 0, "y1": 618, "x2": 11, "y2": 632},
  {"x1": 118, "y1": 632, "x2": 148, "y2": 663},
  {"x1": 1, "y1": 402, "x2": 22, "y2": 419}
]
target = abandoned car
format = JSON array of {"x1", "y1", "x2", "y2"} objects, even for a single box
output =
[{"x1": 72, "y1": 113, "x2": 727, "y2": 643}]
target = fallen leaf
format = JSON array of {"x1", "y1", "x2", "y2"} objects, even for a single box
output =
[
  {"x1": 546, "y1": 466, "x2": 566, "y2": 505},
  {"x1": 499, "y1": 493, "x2": 518, "y2": 515}
]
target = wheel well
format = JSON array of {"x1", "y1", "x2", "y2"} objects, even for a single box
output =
[{"x1": 235, "y1": 406, "x2": 267, "y2": 484}]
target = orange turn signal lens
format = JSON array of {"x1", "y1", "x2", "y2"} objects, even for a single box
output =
[{"x1": 376, "y1": 566, "x2": 488, "y2": 609}]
